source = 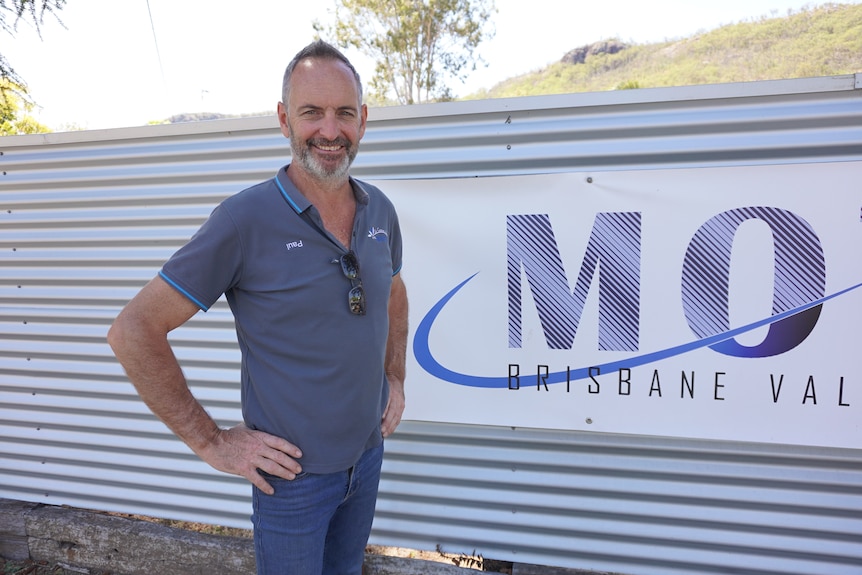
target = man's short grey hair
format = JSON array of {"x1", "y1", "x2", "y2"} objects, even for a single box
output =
[{"x1": 281, "y1": 40, "x2": 363, "y2": 106}]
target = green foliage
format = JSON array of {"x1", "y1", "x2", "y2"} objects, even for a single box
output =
[
  {"x1": 315, "y1": 0, "x2": 496, "y2": 104},
  {"x1": 480, "y1": 3, "x2": 862, "y2": 99},
  {"x1": 616, "y1": 79, "x2": 642, "y2": 90},
  {"x1": 0, "y1": 79, "x2": 49, "y2": 134}
]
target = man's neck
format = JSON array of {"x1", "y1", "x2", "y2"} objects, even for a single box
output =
[{"x1": 286, "y1": 163, "x2": 353, "y2": 208}]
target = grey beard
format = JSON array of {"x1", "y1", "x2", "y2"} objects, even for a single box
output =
[{"x1": 290, "y1": 137, "x2": 357, "y2": 183}]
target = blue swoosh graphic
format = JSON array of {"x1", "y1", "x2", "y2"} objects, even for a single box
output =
[{"x1": 413, "y1": 274, "x2": 862, "y2": 389}]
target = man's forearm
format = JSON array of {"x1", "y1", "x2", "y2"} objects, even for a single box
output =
[
  {"x1": 107, "y1": 277, "x2": 221, "y2": 455},
  {"x1": 109, "y1": 317, "x2": 220, "y2": 454},
  {"x1": 385, "y1": 274, "x2": 408, "y2": 387}
]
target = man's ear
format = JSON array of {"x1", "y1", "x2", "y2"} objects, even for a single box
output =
[
  {"x1": 277, "y1": 101, "x2": 291, "y2": 139},
  {"x1": 358, "y1": 103, "x2": 368, "y2": 139}
]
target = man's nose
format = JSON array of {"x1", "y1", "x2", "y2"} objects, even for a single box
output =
[{"x1": 318, "y1": 112, "x2": 340, "y2": 140}]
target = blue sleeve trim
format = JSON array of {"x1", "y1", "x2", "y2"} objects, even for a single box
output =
[
  {"x1": 392, "y1": 263, "x2": 402, "y2": 276},
  {"x1": 159, "y1": 271, "x2": 210, "y2": 311}
]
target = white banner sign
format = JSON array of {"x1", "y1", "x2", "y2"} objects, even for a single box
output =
[{"x1": 380, "y1": 162, "x2": 861, "y2": 449}]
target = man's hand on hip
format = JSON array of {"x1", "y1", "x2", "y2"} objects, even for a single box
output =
[{"x1": 197, "y1": 423, "x2": 303, "y2": 495}]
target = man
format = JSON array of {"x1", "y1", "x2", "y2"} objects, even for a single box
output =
[{"x1": 108, "y1": 40, "x2": 407, "y2": 575}]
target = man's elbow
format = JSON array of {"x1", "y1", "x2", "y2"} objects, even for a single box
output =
[
  {"x1": 107, "y1": 307, "x2": 148, "y2": 359},
  {"x1": 106, "y1": 312, "x2": 131, "y2": 357}
]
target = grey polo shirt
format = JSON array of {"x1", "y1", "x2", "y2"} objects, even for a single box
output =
[{"x1": 160, "y1": 165, "x2": 403, "y2": 473}]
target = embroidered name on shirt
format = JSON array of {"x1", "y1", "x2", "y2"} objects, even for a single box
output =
[
  {"x1": 285, "y1": 240, "x2": 304, "y2": 251},
  {"x1": 368, "y1": 227, "x2": 388, "y2": 242}
]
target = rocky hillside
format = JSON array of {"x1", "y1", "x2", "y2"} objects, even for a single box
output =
[{"x1": 471, "y1": 2, "x2": 862, "y2": 99}]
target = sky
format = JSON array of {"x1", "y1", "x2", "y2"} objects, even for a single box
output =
[{"x1": 4, "y1": 0, "x2": 856, "y2": 131}]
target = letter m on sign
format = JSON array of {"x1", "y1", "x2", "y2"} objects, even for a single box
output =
[{"x1": 507, "y1": 213, "x2": 641, "y2": 350}]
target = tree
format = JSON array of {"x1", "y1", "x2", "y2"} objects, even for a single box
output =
[
  {"x1": 1, "y1": 1, "x2": 66, "y2": 104},
  {"x1": 315, "y1": 0, "x2": 495, "y2": 105},
  {"x1": 0, "y1": 79, "x2": 49, "y2": 134}
]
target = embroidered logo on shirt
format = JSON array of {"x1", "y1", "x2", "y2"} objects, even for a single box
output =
[
  {"x1": 285, "y1": 240, "x2": 304, "y2": 251},
  {"x1": 368, "y1": 227, "x2": 388, "y2": 242}
]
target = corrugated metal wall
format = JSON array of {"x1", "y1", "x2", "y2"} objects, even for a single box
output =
[{"x1": 2, "y1": 75, "x2": 861, "y2": 575}]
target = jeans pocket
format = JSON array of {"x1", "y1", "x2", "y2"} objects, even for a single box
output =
[{"x1": 260, "y1": 470, "x2": 309, "y2": 482}]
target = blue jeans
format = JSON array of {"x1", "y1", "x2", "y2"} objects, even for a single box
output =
[{"x1": 252, "y1": 442, "x2": 383, "y2": 575}]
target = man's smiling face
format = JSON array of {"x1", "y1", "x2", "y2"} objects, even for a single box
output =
[{"x1": 278, "y1": 57, "x2": 367, "y2": 184}]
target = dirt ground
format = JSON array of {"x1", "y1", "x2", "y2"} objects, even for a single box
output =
[
  {"x1": 1, "y1": 558, "x2": 110, "y2": 574},
  {"x1": 366, "y1": 545, "x2": 513, "y2": 573}
]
